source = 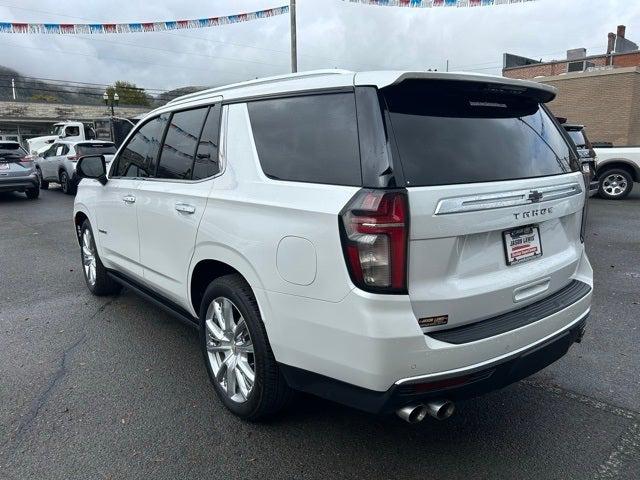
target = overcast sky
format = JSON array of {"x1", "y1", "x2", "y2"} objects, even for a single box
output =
[{"x1": 0, "y1": 0, "x2": 639, "y2": 94}]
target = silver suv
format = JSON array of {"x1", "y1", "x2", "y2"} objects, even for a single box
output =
[{"x1": 36, "y1": 141, "x2": 116, "y2": 194}]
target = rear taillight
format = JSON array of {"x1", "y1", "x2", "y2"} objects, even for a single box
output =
[
  {"x1": 18, "y1": 156, "x2": 34, "y2": 168},
  {"x1": 67, "y1": 155, "x2": 79, "y2": 162},
  {"x1": 580, "y1": 162, "x2": 591, "y2": 243},
  {"x1": 339, "y1": 189, "x2": 409, "y2": 294}
]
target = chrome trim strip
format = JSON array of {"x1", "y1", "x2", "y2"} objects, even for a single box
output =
[
  {"x1": 394, "y1": 309, "x2": 590, "y2": 386},
  {"x1": 434, "y1": 182, "x2": 583, "y2": 215}
]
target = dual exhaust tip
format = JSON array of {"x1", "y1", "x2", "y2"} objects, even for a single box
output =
[{"x1": 396, "y1": 400, "x2": 455, "y2": 423}]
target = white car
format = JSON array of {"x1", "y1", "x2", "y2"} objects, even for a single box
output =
[
  {"x1": 73, "y1": 70, "x2": 593, "y2": 423},
  {"x1": 36, "y1": 141, "x2": 116, "y2": 194},
  {"x1": 592, "y1": 146, "x2": 640, "y2": 199}
]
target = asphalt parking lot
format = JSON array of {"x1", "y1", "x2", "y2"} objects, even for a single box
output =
[{"x1": 1, "y1": 186, "x2": 639, "y2": 480}]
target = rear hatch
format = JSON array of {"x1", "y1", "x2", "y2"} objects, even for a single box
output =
[
  {"x1": 381, "y1": 79, "x2": 586, "y2": 330},
  {"x1": 0, "y1": 143, "x2": 32, "y2": 177}
]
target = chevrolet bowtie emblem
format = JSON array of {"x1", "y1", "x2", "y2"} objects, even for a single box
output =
[{"x1": 528, "y1": 190, "x2": 543, "y2": 203}]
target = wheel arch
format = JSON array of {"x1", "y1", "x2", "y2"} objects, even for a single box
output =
[
  {"x1": 596, "y1": 160, "x2": 639, "y2": 182},
  {"x1": 189, "y1": 245, "x2": 267, "y2": 319}
]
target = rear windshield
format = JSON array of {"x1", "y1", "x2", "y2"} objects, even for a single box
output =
[
  {"x1": 0, "y1": 143, "x2": 27, "y2": 158},
  {"x1": 383, "y1": 80, "x2": 578, "y2": 186},
  {"x1": 566, "y1": 129, "x2": 587, "y2": 148},
  {"x1": 76, "y1": 143, "x2": 116, "y2": 156}
]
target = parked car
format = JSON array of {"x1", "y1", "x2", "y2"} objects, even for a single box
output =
[
  {"x1": 560, "y1": 123, "x2": 599, "y2": 196},
  {"x1": 0, "y1": 141, "x2": 39, "y2": 199},
  {"x1": 73, "y1": 70, "x2": 593, "y2": 422},
  {"x1": 36, "y1": 141, "x2": 117, "y2": 194},
  {"x1": 592, "y1": 145, "x2": 640, "y2": 199}
]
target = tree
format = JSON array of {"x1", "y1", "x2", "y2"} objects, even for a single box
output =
[{"x1": 106, "y1": 80, "x2": 150, "y2": 106}]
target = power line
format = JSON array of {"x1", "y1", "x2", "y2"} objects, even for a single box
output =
[
  {"x1": 0, "y1": 40, "x2": 270, "y2": 84},
  {"x1": 0, "y1": 73, "x2": 171, "y2": 93},
  {"x1": 0, "y1": 4, "x2": 390, "y2": 72}
]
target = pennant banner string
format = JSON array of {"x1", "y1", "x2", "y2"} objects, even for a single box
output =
[
  {"x1": 343, "y1": 0, "x2": 537, "y2": 8},
  {"x1": 0, "y1": 5, "x2": 289, "y2": 34}
]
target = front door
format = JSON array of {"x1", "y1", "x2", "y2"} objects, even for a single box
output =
[{"x1": 96, "y1": 114, "x2": 169, "y2": 279}]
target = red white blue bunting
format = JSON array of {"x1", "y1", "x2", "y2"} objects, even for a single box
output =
[
  {"x1": 344, "y1": 0, "x2": 537, "y2": 7},
  {"x1": 0, "y1": 6, "x2": 288, "y2": 34}
]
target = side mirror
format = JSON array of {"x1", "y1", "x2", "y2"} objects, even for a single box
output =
[{"x1": 76, "y1": 155, "x2": 108, "y2": 185}]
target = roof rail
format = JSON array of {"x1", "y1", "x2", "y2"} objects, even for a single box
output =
[{"x1": 166, "y1": 69, "x2": 353, "y2": 106}]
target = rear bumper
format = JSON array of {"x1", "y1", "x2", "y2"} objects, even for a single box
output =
[
  {"x1": 280, "y1": 314, "x2": 588, "y2": 414},
  {"x1": 0, "y1": 174, "x2": 38, "y2": 192}
]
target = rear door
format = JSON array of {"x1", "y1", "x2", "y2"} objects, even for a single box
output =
[
  {"x1": 135, "y1": 103, "x2": 221, "y2": 306},
  {"x1": 381, "y1": 79, "x2": 585, "y2": 330}
]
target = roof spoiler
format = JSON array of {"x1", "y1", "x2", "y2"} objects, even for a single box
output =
[{"x1": 358, "y1": 71, "x2": 557, "y2": 104}]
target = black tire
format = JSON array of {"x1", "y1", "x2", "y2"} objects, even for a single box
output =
[
  {"x1": 36, "y1": 167, "x2": 49, "y2": 189},
  {"x1": 79, "y1": 219, "x2": 120, "y2": 296},
  {"x1": 598, "y1": 168, "x2": 633, "y2": 200},
  {"x1": 200, "y1": 274, "x2": 294, "y2": 421},
  {"x1": 60, "y1": 170, "x2": 76, "y2": 195},
  {"x1": 25, "y1": 186, "x2": 39, "y2": 199}
]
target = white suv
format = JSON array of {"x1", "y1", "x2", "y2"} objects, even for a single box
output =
[{"x1": 73, "y1": 71, "x2": 593, "y2": 423}]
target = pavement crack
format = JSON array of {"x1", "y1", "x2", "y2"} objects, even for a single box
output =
[
  {"x1": 523, "y1": 379, "x2": 640, "y2": 420},
  {"x1": 0, "y1": 297, "x2": 118, "y2": 455}
]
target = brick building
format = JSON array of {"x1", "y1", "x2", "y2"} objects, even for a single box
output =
[{"x1": 501, "y1": 25, "x2": 640, "y2": 146}]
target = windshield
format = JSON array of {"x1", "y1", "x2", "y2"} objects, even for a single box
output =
[
  {"x1": 52, "y1": 125, "x2": 64, "y2": 136},
  {"x1": 382, "y1": 80, "x2": 578, "y2": 187},
  {"x1": 76, "y1": 143, "x2": 117, "y2": 156}
]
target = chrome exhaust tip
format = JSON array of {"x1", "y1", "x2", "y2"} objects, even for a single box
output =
[
  {"x1": 425, "y1": 399, "x2": 455, "y2": 420},
  {"x1": 396, "y1": 404, "x2": 428, "y2": 424}
]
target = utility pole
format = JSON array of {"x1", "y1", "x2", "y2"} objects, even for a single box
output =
[
  {"x1": 11, "y1": 78, "x2": 16, "y2": 100},
  {"x1": 290, "y1": 0, "x2": 297, "y2": 73},
  {"x1": 446, "y1": 60, "x2": 449, "y2": 72}
]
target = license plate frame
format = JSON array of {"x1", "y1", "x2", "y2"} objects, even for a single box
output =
[{"x1": 503, "y1": 225, "x2": 543, "y2": 266}]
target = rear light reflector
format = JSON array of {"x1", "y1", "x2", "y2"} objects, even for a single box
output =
[{"x1": 339, "y1": 189, "x2": 409, "y2": 294}]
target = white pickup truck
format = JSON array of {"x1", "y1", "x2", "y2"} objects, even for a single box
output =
[
  {"x1": 593, "y1": 146, "x2": 640, "y2": 199},
  {"x1": 27, "y1": 121, "x2": 92, "y2": 156}
]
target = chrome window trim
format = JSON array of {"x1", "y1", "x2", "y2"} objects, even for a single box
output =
[{"x1": 434, "y1": 182, "x2": 583, "y2": 215}]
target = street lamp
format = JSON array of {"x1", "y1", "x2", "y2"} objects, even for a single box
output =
[{"x1": 103, "y1": 91, "x2": 119, "y2": 116}]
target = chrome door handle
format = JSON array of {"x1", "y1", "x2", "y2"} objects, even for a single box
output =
[
  {"x1": 175, "y1": 203, "x2": 196, "y2": 214},
  {"x1": 122, "y1": 195, "x2": 136, "y2": 204}
]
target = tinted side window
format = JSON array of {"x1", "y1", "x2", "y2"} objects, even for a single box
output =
[
  {"x1": 115, "y1": 115, "x2": 168, "y2": 178},
  {"x1": 65, "y1": 126, "x2": 80, "y2": 137},
  {"x1": 247, "y1": 93, "x2": 361, "y2": 186},
  {"x1": 156, "y1": 107, "x2": 208, "y2": 180},
  {"x1": 193, "y1": 104, "x2": 222, "y2": 180}
]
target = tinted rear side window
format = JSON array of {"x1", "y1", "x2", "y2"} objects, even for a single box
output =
[
  {"x1": 247, "y1": 93, "x2": 361, "y2": 186},
  {"x1": 383, "y1": 80, "x2": 577, "y2": 187},
  {"x1": 157, "y1": 107, "x2": 208, "y2": 180},
  {"x1": 193, "y1": 104, "x2": 222, "y2": 180},
  {"x1": 115, "y1": 115, "x2": 168, "y2": 178},
  {"x1": 76, "y1": 143, "x2": 117, "y2": 156}
]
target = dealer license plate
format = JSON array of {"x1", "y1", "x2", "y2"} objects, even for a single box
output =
[{"x1": 503, "y1": 226, "x2": 543, "y2": 266}]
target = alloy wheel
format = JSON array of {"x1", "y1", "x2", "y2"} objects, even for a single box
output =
[
  {"x1": 205, "y1": 297, "x2": 255, "y2": 403},
  {"x1": 602, "y1": 174, "x2": 628, "y2": 197},
  {"x1": 81, "y1": 229, "x2": 97, "y2": 286}
]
